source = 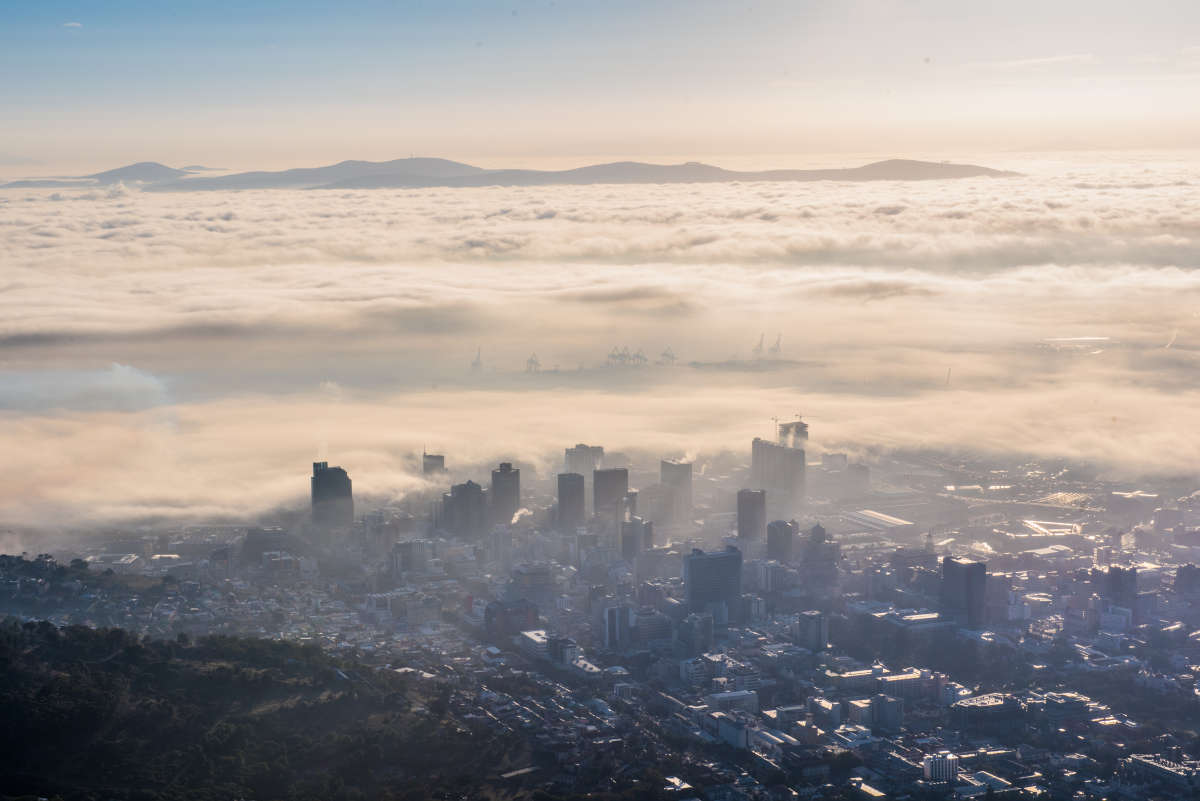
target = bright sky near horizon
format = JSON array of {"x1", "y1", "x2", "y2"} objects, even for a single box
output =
[{"x1": 3, "y1": 1, "x2": 1200, "y2": 168}]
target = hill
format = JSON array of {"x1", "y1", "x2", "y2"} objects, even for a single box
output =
[
  {"x1": 0, "y1": 620, "x2": 525, "y2": 801},
  {"x1": 150, "y1": 157, "x2": 486, "y2": 191},
  {"x1": 87, "y1": 162, "x2": 190, "y2": 184},
  {"x1": 1, "y1": 162, "x2": 189, "y2": 189}
]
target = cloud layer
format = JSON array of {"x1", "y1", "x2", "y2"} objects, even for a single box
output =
[{"x1": 2, "y1": 153, "x2": 1200, "y2": 527}]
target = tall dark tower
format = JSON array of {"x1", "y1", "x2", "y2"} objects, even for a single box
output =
[
  {"x1": 557, "y1": 472, "x2": 585, "y2": 531},
  {"x1": 565, "y1": 443, "x2": 604, "y2": 475},
  {"x1": 422, "y1": 452, "x2": 446, "y2": 476},
  {"x1": 767, "y1": 519, "x2": 798, "y2": 562},
  {"x1": 441, "y1": 480, "x2": 487, "y2": 539},
  {"x1": 940, "y1": 556, "x2": 987, "y2": 628},
  {"x1": 1101, "y1": 565, "x2": 1138, "y2": 610},
  {"x1": 683, "y1": 546, "x2": 743, "y2": 621},
  {"x1": 737, "y1": 489, "x2": 767, "y2": 540},
  {"x1": 750, "y1": 418, "x2": 807, "y2": 516},
  {"x1": 566, "y1": 443, "x2": 605, "y2": 515},
  {"x1": 311, "y1": 461, "x2": 354, "y2": 529},
  {"x1": 660, "y1": 459, "x2": 694, "y2": 523},
  {"x1": 490, "y1": 462, "x2": 521, "y2": 526},
  {"x1": 621, "y1": 516, "x2": 653, "y2": 559},
  {"x1": 594, "y1": 467, "x2": 629, "y2": 522}
]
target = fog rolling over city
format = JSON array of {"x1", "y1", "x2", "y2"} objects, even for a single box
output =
[{"x1": 1, "y1": 152, "x2": 1200, "y2": 528}]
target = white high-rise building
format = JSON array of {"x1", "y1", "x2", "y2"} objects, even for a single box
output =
[{"x1": 922, "y1": 751, "x2": 959, "y2": 783}]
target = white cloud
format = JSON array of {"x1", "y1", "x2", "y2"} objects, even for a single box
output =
[
  {"x1": 2, "y1": 154, "x2": 1200, "y2": 526},
  {"x1": 62, "y1": 21, "x2": 83, "y2": 28}
]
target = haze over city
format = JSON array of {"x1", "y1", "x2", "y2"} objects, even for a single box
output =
[{"x1": 5, "y1": 3, "x2": 1200, "y2": 801}]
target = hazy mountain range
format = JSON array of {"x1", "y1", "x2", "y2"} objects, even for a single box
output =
[
  {"x1": 1, "y1": 162, "x2": 211, "y2": 189},
  {"x1": 1, "y1": 157, "x2": 1016, "y2": 191}
]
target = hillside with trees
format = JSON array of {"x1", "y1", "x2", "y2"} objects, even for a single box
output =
[{"x1": 0, "y1": 620, "x2": 526, "y2": 801}]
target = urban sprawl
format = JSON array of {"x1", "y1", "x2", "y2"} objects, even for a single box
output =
[{"x1": 7, "y1": 420, "x2": 1200, "y2": 799}]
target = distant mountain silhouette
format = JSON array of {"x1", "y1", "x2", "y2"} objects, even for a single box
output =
[
  {"x1": 1, "y1": 157, "x2": 1016, "y2": 192},
  {"x1": 148, "y1": 157, "x2": 486, "y2": 191},
  {"x1": 1, "y1": 179, "x2": 96, "y2": 189},
  {"x1": 181, "y1": 164, "x2": 226, "y2": 172},
  {"x1": 2, "y1": 161, "x2": 189, "y2": 188},
  {"x1": 148, "y1": 157, "x2": 1015, "y2": 191},
  {"x1": 328, "y1": 160, "x2": 734, "y2": 189},
  {"x1": 87, "y1": 162, "x2": 190, "y2": 184}
]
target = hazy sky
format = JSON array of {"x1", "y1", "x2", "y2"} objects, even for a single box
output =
[{"x1": 4, "y1": 0, "x2": 1200, "y2": 169}]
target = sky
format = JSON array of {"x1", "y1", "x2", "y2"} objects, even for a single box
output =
[{"x1": 3, "y1": 1, "x2": 1200, "y2": 170}]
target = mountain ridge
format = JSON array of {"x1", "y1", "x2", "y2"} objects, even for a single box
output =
[{"x1": 2, "y1": 156, "x2": 1018, "y2": 191}]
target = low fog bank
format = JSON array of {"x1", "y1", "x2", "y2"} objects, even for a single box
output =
[
  {"x1": 1, "y1": 153, "x2": 1198, "y2": 529},
  {"x1": 2, "y1": 376, "x2": 1198, "y2": 530}
]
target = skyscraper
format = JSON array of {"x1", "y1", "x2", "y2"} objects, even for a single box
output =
[
  {"x1": 422, "y1": 452, "x2": 446, "y2": 476},
  {"x1": 557, "y1": 472, "x2": 585, "y2": 531},
  {"x1": 660, "y1": 459, "x2": 694, "y2": 523},
  {"x1": 490, "y1": 462, "x2": 520, "y2": 526},
  {"x1": 791, "y1": 610, "x2": 828, "y2": 652},
  {"x1": 565, "y1": 443, "x2": 604, "y2": 475},
  {"x1": 311, "y1": 461, "x2": 354, "y2": 529},
  {"x1": 594, "y1": 467, "x2": 629, "y2": 523},
  {"x1": 490, "y1": 526, "x2": 513, "y2": 571},
  {"x1": 603, "y1": 604, "x2": 632, "y2": 650},
  {"x1": 940, "y1": 556, "x2": 987, "y2": 628},
  {"x1": 1102, "y1": 565, "x2": 1138, "y2": 610},
  {"x1": 683, "y1": 546, "x2": 743, "y2": 620},
  {"x1": 767, "y1": 519, "x2": 798, "y2": 562},
  {"x1": 441, "y1": 480, "x2": 487, "y2": 539},
  {"x1": 566, "y1": 443, "x2": 605, "y2": 515},
  {"x1": 622, "y1": 489, "x2": 638, "y2": 518},
  {"x1": 737, "y1": 489, "x2": 767, "y2": 540},
  {"x1": 798, "y1": 523, "x2": 840, "y2": 599},
  {"x1": 621, "y1": 516, "x2": 653, "y2": 559},
  {"x1": 922, "y1": 752, "x2": 960, "y2": 784},
  {"x1": 392, "y1": 539, "x2": 431, "y2": 575},
  {"x1": 750, "y1": 419, "x2": 807, "y2": 515}
]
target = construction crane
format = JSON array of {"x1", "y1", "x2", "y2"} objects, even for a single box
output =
[
  {"x1": 751, "y1": 333, "x2": 765, "y2": 360},
  {"x1": 470, "y1": 347, "x2": 483, "y2": 372},
  {"x1": 768, "y1": 334, "x2": 782, "y2": 358}
]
